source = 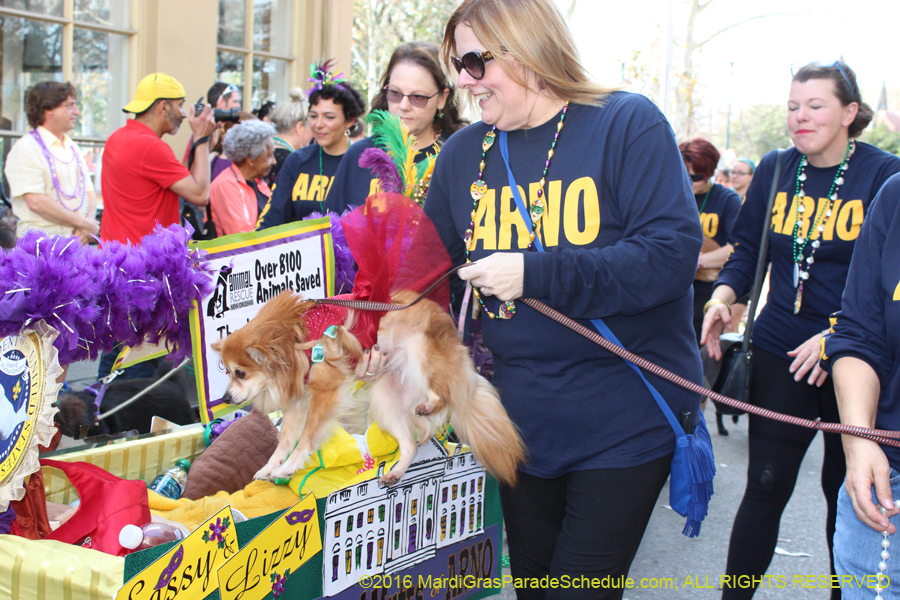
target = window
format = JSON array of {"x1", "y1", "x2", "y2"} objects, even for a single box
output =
[
  {"x1": 408, "y1": 523, "x2": 417, "y2": 553},
  {"x1": 378, "y1": 505, "x2": 385, "y2": 522},
  {"x1": 427, "y1": 494, "x2": 433, "y2": 511},
  {"x1": 450, "y1": 512, "x2": 456, "y2": 538},
  {"x1": 478, "y1": 477, "x2": 483, "y2": 493},
  {"x1": 377, "y1": 536, "x2": 384, "y2": 566},
  {"x1": 411, "y1": 499, "x2": 417, "y2": 516},
  {"x1": 426, "y1": 518, "x2": 432, "y2": 540},
  {"x1": 355, "y1": 545, "x2": 362, "y2": 569},
  {"x1": 367, "y1": 508, "x2": 374, "y2": 524},
  {"x1": 332, "y1": 554, "x2": 339, "y2": 581},
  {"x1": 442, "y1": 488, "x2": 448, "y2": 504},
  {"x1": 469, "y1": 505, "x2": 474, "y2": 533},
  {"x1": 462, "y1": 482, "x2": 467, "y2": 497},
  {"x1": 441, "y1": 514, "x2": 446, "y2": 540},
  {"x1": 477, "y1": 502, "x2": 482, "y2": 529},
  {"x1": 452, "y1": 485, "x2": 458, "y2": 500},
  {"x1": 395, "y1": 503, "x2": 402, "y2": 523},
  {"x1": 366, "y1": 541, "x2": 373, "y2": 569},
  {"x1": 394, "y1": 529, "x2": 400, "y2": 549},
  {"x1": 217, "y1": 0, "x2": 293, "y2": 110},
  {"x1": 346, "y1": 516, "x2": 353, "y2": 533},
  {"x1": 470, "y1": 479, "x2": 475, "y2": 495},
  {"x1": 357, "y1": 512, "x2": 363, "y2": 528},
  {"x1": 333, "y1": 521, "x2": 340, "y2": 538}
]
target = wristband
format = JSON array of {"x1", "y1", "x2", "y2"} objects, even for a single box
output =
[{"x1": 702, "y1": 298, "x2": 732, "y2": 316}]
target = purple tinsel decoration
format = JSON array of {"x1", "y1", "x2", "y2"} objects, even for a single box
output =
[
  {"x1": 305, "y1": 210, "x2": 356, "y2": 295},
  {"x1": 0, "y1": 225, "x2": 215, "y2": 365},
  {"x1": 358, "y1": 148, "x2": 403, "y2": 195}
]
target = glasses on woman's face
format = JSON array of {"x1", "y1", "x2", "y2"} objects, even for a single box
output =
[
  {"x1": 731, "y1": 169, "x2": 751, "y2": 177},
  {"x1": 689, "y1": 173, "x2": 707, "y2": 183},
  {"x1": 383, "y1": 87, "x2": 440, "y2": 108},
  {"x1": 450, "y1": 50, "x2": 495, "y2": 80}
]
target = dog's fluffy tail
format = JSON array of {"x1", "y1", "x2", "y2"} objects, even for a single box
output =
[{"x1": 449, "y1": 374, "x2": 527, "y2": 487}]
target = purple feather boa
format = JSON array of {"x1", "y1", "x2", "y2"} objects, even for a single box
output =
[
  {"x1": 0, "y1": 225, "x2": 214, "y2": 365},
  {"x1": 304, "y1": 210, "x2": 356, "y2": 295}
]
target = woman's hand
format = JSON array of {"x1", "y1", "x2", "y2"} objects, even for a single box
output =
[
  {"x1": 787, "y1": 333, "x2": 828, "y2": 386},
  {"x1": 355, "y1": 344, "x2": 386, "y2": 380},
  {"x1": 458, "y1": 253, "x2": 524, "y2": 302},
  {"x1": 701, "y1": 304, "x2": 732, "y2": 360},
  {"x1": 844, "y1": 437, "x2": 898, "y2": 533}
]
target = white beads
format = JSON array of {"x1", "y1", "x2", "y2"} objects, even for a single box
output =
[
  {"x1": 882, "y1": 549, "x2": 890, "y2": 560},
  {"x1": 882, "y1": 539, "x2": 890, "y2": 549}
]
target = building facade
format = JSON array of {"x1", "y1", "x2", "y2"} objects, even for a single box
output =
[{"x1": 0, "y1": 0, "x2": 353, "y2": 199}]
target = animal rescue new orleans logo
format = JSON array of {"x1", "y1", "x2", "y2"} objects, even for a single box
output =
[{"x1": 207, "y1": 265, "x2": 255, "y2": 319}]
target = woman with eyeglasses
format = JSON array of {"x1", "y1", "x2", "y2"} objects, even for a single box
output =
[
  {"x1": 681, "y1": 138, "x2": 742, "y2": 344},
  {"x1": 702, "y1": 60, "x2": 900, "y2": 599},
  {"x1": 425, "y1": 0, "x2": 704, "y2": 593},
  {"x1": 730, "y1": 158, "x2": 756, "y2": 199},
  {"x1": 256, "y1": 61, "x2": 365, "y2": 229},
  {"x1": 324, "y1": 42, "x2": 467, "y2": 213}
]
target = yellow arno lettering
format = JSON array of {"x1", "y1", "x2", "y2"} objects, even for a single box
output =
[
  {"x1": 308, "y1": 175, "x2": 327, "y2": 203},
  {"x1": 324, "y1": 175, "x2": 335, "y2": 200},
  {"x1": 836, "y1": 199, "x2": 864, "y2": 241},
  {"x1": 781, "y1": 195, "x2": 816, "y2": 239},
  {"x1": 499, "y1": 185, "x2": 530, "y2": 249},
  {"x1": 562, "y1": 177, "x2": 600, "y2": 245},
  {"x1": 368, "y1": 178, "x2": 381, "y2": 196},
  {"x1": 472, "y1": 189, "x2": 497, "y2": 250},
  {"x1": 770, "y1": 192, "x2": 788, "y2": 234},
  {"x1": 532, "y1": 180, "x2": 563, "y2": 247},
  {"x1": 292, "y1": 173, "x2": 309, "y2": 202},
  {"x1": 700, "y1": 213, "x2": 719, "y2": 239},
  {"x1": 893, "y1": 279, "x2": 900, "y2": 301}
]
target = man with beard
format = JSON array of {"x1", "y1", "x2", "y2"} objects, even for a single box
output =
[{"x1": 101, "y1": 73, "x2": 216, "y2": 245}]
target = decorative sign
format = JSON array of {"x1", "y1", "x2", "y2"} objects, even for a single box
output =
[
  {"x1": 320, "y1": 439, "x2": 490, "y2": 597},
  {"x1": 189, "y1": 220, "x2": 335, "y2": 422},
  {"x1": 217, "y1": 495, "x2": 323, "y2": 600},
  {"x1": 0, "y1": 322, "x2": 61, "y2": 512},
  {"x1": 116, "y1": 506, "x2": 238, "y2": 600}
]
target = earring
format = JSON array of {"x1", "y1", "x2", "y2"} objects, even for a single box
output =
[{"x1": 345, "y1": 129, "x2": 351, "y2": 137}]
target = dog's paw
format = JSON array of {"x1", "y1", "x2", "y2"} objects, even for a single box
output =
[
  {"x1": 269, "y1": 462, "x2": 299, "y2": 481},
  {"x1": 254, "y1": 465, "x2": 275, "y2": 481},
  {"x1": 379, "y1": 468, "x2": 406, "y2": 486},
  {"x1": 415, "y1": 403, "x2": 433, "y2": 416}
]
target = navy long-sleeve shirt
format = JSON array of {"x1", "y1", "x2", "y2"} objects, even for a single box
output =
[
  {"x1": 716, "y1": 143, "x2": 900, "y2": 356},
  {"x1": 424, "y1": 93, "x2": 703, "y2": 477},
  {"x1": 256, "y1": 144, "x2": 343, "y2": 229},
  {"x1": 823, "y1": 174, "x2": 900, "y2": 471}
]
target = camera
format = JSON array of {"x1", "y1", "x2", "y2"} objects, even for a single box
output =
[{"x1": 193, "y1": 97, "x2": 241, "y2": 123}]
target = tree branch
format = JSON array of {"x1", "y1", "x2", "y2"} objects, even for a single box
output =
[{"x1": 697, "y1": 12, "x2": 807, "y2": 48}]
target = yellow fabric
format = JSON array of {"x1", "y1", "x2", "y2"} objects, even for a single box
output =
[
  {"x1": 123, "y1": 73, "x2": 186, "y2": 113},
  {"x1": 148, "y1": 479, "x2": 300, "y2": 531},
  {"x1": 0, "y1": 536, "x2": 124, "y2": 600}
]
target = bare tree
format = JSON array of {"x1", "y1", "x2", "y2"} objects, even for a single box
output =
[{"x1": 676, "y1": 0, "x2": 804, "y2": 139}]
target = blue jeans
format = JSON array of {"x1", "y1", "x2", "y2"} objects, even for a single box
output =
[{"x1": 835, "y1": 474, "x2": 900, "y2": 599}]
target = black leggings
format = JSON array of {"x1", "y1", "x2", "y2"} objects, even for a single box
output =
[
  {"x1": 722, "y1": 345, "x2": 845, "y2": 600},
  {"x1": 500, "y1": 454, "x2": 672, "y2": 600}
]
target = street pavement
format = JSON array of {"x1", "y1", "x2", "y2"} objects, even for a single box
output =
[{"x1": 498, "y1": 402, "x2": 838, "y2": 600}]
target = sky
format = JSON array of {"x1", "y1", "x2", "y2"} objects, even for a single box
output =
[{"x1": 559, "y1": 0, "x2": 900, "y2": 119}]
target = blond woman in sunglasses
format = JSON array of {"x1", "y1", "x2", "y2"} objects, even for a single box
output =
[
  {"x1": 324, "y1": 42, "x2": 468, "y2": 214},
  {"x1": 425, "y1": 1, "x2": 705, "y2": 596},
  {"x1": 702, "y1": 59, "x2": 900, "y2": 600}
]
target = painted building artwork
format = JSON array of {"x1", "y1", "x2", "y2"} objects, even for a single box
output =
[{"x1": 321, "y1": 438, "x2": 487, "y2": 597}]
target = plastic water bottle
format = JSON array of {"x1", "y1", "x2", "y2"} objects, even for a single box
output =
[
  {"x1": 119, "y1": 522, "x2": 185, "y2": 552},
  {"x1": 147, "y1": 459, "x2": 191, "y2": 500}
]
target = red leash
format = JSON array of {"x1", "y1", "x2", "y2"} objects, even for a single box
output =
[{"x1": 316, "y1": 269, "x2": 900, "y2": 447}]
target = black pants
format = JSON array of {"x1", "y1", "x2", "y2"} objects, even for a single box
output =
[
  {"x1": 722, "y1": 345, "x2": 845, "y2": 600},
  {"x1": 501, "y1": 454, "x2": 672, "y2": 600}
]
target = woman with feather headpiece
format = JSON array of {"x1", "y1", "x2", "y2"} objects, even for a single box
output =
[
  {"x1": 256, "y1": 60, "x2": 366, "y2": 229},
  {"x1": 323, "y1": 42, "x2": 467, "y2": 214}
]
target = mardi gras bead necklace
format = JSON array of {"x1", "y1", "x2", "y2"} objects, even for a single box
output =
[
  {"x1": 466, "y1": 101, "x2": 569, "y2": 320},
  {"x1": 791, "y1": 139, "x2": 852, "y2": 314},
  {"x1": 273, "y1": 136, "x2": 294, "y2": 153},
  {"x1": 30, "y1": 129, "x2": 87, "y2": 212}
]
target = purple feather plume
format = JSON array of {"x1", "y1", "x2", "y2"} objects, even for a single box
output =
[
  {"x1": 359, "y1": 148, "x2": 402, "y2": 195},
  {"x1": 0, "y1": 225, "x2": 214, "y2": 365},
  {"x1": 305, "y1": 210, "x2": 356, "y2": 294}
]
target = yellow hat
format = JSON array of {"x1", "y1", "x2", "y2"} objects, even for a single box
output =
[{"x1": 122, "y1": 73, "x2": 186, "y2": 114}]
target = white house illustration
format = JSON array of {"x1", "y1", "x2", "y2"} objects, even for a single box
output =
[{"x1": 321, "y1": 438, "x2": 487, "y2": 597}]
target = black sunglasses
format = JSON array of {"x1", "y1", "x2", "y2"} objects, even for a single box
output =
[
  {"x1": 383, "y1": 87, "x2": 440, "y2": 108},
  {"x1": 450, "y1": 50, "x2": 495, "y2": 80},
  {"x1": 689, "y1": 173, "x2": 707, "y2": 182}
]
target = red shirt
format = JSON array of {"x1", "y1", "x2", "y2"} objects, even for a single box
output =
[{"x1": 101, "y1": 120, "x2": 190, "y2": 244}]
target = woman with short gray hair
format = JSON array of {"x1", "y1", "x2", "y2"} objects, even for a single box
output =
[
  {"x1": 266, "y1": 88, "x2": 312, "y2": 185},
  {"x1": 209, "y1": 120, "x2": 276, "y2": 235}
]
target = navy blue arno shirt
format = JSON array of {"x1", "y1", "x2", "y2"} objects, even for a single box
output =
[
  {"x1": 716, "y1": 143, "x2": 900, "y2": 357},
  {"x1": 256, "y1": 144, "x2": 343, "y2": 229},
  {"x1": 424, "y1": 93, "x2": 704, "y2": 477},
  {"x1": 824, "y1": 174, "x2": 900, "y2": 471}
]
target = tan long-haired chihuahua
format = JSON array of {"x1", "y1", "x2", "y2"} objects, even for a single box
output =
[{"x1": 212, "y1": 290, "x2": 526, "y2": 486}]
